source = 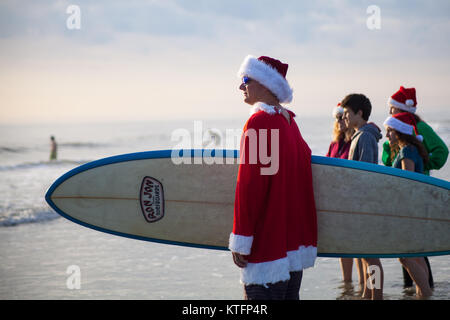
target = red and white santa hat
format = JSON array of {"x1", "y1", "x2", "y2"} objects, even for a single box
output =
[
  {"x1": 237, "y1": 55, "x2": 293, "y2": 103},
  {"x1": 383, "y1": 112, "x2": 423, "y2": 141},
  {"x1": 387, "y1": 86, "x2": 417, "y2": 113}
]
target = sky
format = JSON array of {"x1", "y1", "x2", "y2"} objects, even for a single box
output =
[{"x1": 0, "y1": 0, "x2": 449, "y2": 123}]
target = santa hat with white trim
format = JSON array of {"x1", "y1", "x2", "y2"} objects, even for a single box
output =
[
  {"x1": 383, "y1": 112, "x2": 423, "y2": 141},
  {"x1": 237, "y1": 55, "x2": 293, "y2": 104},
  {"x1": 387, "y1": 86, "x2": 417, "y2": 113}
]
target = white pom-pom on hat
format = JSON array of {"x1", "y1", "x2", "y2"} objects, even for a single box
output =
[{"x1": 332, "y1": 105, "x2": 344, "y2": 118}]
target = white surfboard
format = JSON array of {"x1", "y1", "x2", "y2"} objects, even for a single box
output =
[{"x1": 45, "y1": 149, "x2": 450, "y2": 257}]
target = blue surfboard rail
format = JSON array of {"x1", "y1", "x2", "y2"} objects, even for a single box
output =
[{"x1": 45, "y1": 149, "x2": 450, "y2": 258}]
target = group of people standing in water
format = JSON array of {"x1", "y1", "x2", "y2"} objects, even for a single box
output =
[
  {"x1": 327, "y1": 86, "x2": 449, "y2": 299},
  {"x1": 229, "y1": 54, "x2": 448, "y2": 301}
]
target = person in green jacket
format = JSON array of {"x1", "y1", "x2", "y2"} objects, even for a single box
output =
[{"x1": 382, "y1": 86, "x2": 449, "y2": 289}]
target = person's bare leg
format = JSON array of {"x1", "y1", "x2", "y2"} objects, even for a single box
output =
[
  {"x1": 363, "y1": 258, "x2": 383, "y2": 300},
  {"x1": 355, "y1": 258, "x2": 364, "y2": 287},
  {"x1": 361, "y1": 259, "x2": 369, "y2": 299},
  {"x1": 340, "y1": 258, "x2": 353, "y2": 282},
  {"x1": 399, "y1": 258, "x2": 432, "y2": 298}
]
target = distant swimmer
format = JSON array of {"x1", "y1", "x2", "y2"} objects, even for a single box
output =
[{"x1": 50, "y1": 136, "x2": 57, "y2": 160}]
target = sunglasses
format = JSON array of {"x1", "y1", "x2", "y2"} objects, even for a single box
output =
[{"x1": 242, "y1": 76, "x2": 252, "y2": 85}]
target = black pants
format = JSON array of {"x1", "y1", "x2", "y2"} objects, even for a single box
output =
[{"x1": 244, "y1": 271, "x2": 303, "y2": 300}]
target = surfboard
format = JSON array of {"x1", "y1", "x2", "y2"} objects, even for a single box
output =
[{"x1": 45, "y1": 149, "x2": 450, "y2": 258}]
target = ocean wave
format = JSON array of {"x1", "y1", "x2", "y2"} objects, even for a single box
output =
[
  {"x1": 0, "y1": 207, "x2": 60, "y2": 227},
  {"x1": 0, "y1": 159, "x2": 90, "y2": 172},
  {"x1": 0, "y1": 146, "x2": 28, "y2": 153},
  {"x1": 59, "y1": 142, "x2": 110, "y2": 148}
]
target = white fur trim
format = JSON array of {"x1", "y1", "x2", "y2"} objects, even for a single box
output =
[
  {"x1": 287, "y1": 245, "x2": 318, "y2": 271},
  {"x1": 250, "y1": 102, "x2": 293, "y2": 117},
  {"x1": 242, "y1": 257, "x2": 291, "y2": 285},
  {"x1": 240, "y1": 245, "x2": 317, "y2": 285},
  {"x1": 383, "y1": 116, "x2": 414, "y2": 135},
  {"x1": 333, "y1": 106, "x2": 344, "y2": 118},
  {"x1": 250, "y1": 102, "x2": 279, "y2": 115},
  {"x1": 388, "y1": 97, "x2": 417, "y2": 113},
  {"x1": 229, "y1": 233, "x2": 253, "y2": 255},
  {"x1": 238, "y1": 55, "x2": 293, "y2": 104}
]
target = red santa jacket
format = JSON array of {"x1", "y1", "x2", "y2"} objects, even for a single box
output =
[{"x1": 229, "y1": 103, "x2": 318, "y2": 285}]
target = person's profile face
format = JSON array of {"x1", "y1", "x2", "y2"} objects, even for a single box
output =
[
  {"x1": 343, "y1": 107, "x2": 355, "y2": 128},
  {"x1": 389, "y1": 106, "x2": 402, "y2": 115},
  {"x1": 385, "y1": 126, "x2": 398, "y2": 144},
  {"x1": 335, "y1": 115, "x2": 347, "y2": 132},
  {"x1": 239, "y1": 76, "x2": 268, "y2": 105}
]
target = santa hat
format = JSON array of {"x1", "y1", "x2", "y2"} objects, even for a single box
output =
[
  {"x1": 237, "y1": 55, "x2": 293, "y2": 103},
  {"x1": 332, "y1": 103, "x2": 344, "y2": 118},
  {"x1": 387, "y1": 86, "x2": 417, "y2": 113},
  {"x1": 383, "y1": 112, "x2": 423, "y2": 141}
]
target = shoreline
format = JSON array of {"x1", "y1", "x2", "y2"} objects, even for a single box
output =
[{"x1": 1, "y1": 217, "x2": 449, "y2": 300}]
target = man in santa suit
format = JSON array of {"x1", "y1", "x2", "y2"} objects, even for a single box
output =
[{"x1": 229, "y1": 55, "x2": 318, "y2": 300}]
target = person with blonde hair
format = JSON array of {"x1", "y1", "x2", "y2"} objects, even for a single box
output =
[
  {"x1": 325, "y1": 104, "x2": 363, "y2": 288},
  {"x1": 326, "y1": 103, "x2": 354, "y2": 159}
]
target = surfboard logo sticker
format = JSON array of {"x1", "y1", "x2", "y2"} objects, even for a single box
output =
[{"x1": 139, "y1": 176, "x2": 164, "y2": 223}]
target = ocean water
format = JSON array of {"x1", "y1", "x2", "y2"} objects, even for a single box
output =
[{"x1": 0, "y1": 112, "x2": 449, "y2": 300}]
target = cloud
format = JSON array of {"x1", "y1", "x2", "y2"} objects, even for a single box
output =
[
  {"x1": 1, "y1": 0, "x2": 449, "y2": 123},
  {"x1": 1, "y1": 0, "x2": 449, "y2": 61}
]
